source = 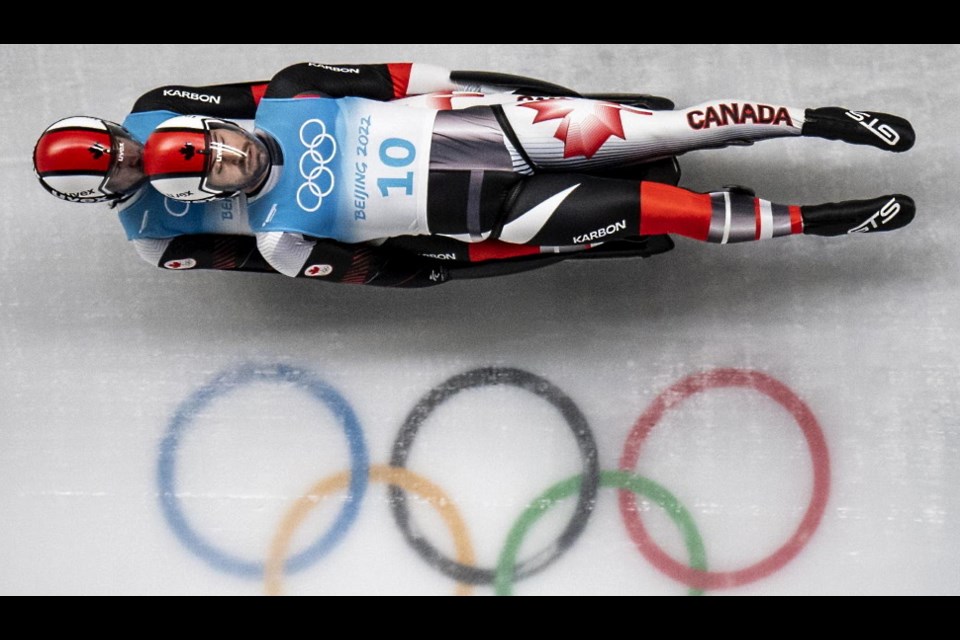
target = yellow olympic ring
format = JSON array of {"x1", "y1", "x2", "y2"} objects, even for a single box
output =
[{"x1": 266, "y1": 465, "x2": 476, "y2": 596}]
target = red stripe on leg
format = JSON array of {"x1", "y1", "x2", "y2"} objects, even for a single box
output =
[
  {"x1": 790, "y1": 206, "x2": 804, "y2": 234},
  {"x1": 639, "y1": 183, "x2": 713, "y2": 242},
  {"x1": 468, "y1": 241, "x2": 541, "y2": 263},
  {"x1": 388, "y1": 63, "x2": 413, "y2": 99},
  {"x1": 755, "y1": 198, "x2": 763, "y2": 241}
]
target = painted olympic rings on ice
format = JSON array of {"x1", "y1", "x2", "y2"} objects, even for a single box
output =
[
  {"x1": 266, "y1": 466, "x2": 477, "y2": 597},
  {"x1": 496, "y1": 471, "x2": 707, "y2": 597},
  {"x1": 619, "y1": 369, "x2": 831, "y2": 591},
  {"x1": 389, "y1": 368, "x2": 601, "y2": 586},
  {"x1": 157, "y1": 364, "x2": 369, "y2": 578},
  {"x1": 157, "y1": 365, "x2": 831, "y2": 594}
]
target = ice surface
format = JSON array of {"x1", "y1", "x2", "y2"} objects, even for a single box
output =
[{"x1": 1, "y1": 44, "x2": 957, "y2": 596}]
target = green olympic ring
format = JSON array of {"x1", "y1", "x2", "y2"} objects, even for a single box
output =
[{"x1": 496, "y1": 471, "x2": 708, "y2": 596}]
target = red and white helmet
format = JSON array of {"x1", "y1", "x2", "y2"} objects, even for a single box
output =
[
  {"x1": 33, "y1": 117, "x2": 143, "y2": 203},
  {"x1": 145, "y1": 115, "x2": 268, "y2": 203}
]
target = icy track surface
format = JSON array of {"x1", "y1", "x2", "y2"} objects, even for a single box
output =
[{"x1": 1, "y1": 44, "x2": 957, "y2": 596}]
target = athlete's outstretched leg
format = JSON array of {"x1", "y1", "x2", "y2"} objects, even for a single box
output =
[
  {"x1": 496, "y1": 174, "x2": 915, "y2": 247},
  {"x1": 499, "y1": 99, "x2": 915, "y2": 172},
  {"x1": 637, "y1": 183, "x2": 915, "y2": 242}
]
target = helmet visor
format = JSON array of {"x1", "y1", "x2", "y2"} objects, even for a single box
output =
[
  {"x1": 102, "y1": 122, "x2": 146, "y2": 197},
  {"x1": 201, "y1": 122, "x2": 270, "y2": 195}
]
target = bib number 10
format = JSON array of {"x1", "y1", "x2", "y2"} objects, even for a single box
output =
[{"x1": 378, "y1": 138, "x2": 416, "y2": 197}]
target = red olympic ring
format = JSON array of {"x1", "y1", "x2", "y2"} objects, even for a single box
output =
[{"x1": 619, "y1": 369, "x2": 831, "y2": 591}]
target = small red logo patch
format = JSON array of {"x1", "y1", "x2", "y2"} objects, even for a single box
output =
[
  {"x1": 305, "y1": 265, "x2": 334, "y2": 278},
  {"x1": 164, "y1": 258, "x2": 198, "y2": 271}
]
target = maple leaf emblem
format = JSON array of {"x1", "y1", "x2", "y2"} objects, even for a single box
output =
[
  {"x1": 88, "y1": 143, "x2": 109, "y2": 160},
  {"x1": 519, "y1": 100, "x2": 652, "y2": 159}
]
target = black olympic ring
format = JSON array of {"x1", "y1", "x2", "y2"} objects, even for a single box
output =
[{"x1": 389, "y1": 367, "x2": 601, "y2": 586}]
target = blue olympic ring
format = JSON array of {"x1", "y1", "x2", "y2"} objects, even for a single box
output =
[{"x1": 157, "y1": 363, "x2": 370, "y2": 579}]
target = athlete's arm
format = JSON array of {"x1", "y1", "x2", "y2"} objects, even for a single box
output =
[
  {"x1": 133, "y1": 235, "x2": 276, "y2": 273},
  {"x1": 264, "y1": 63, "x2": 464, "y2": 101},
  {"x1": 379, "y1": 235, "x2": 674, "y2": 282},
  {"x1": 449, "y1": 71, "x2": 676, "y2": 111},
  {"x1": 255, "y1": 232, "x2": 672, "y2": 287},
  {"x1": 263, "y1": 62, "x2": 596, "y2": 103},
  {"x1": 131, "y1": 81, "x2": 269, "y2": 119},
  {"x1": 449, "y1": 70, "x2": 579, "y2": 97},
  {"x1": 257, "y1": 233, "x2": 450, "y2": 288}
]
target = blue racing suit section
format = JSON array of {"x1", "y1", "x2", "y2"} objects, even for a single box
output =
[{"x1": 249, "y1": 98, "x2": 437, "y2": 243}]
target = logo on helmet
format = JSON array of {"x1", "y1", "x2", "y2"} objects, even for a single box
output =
[
  {"x1": 88, "y1": 143, "x2": 109, "y2": 161},
  {"x1": 60, "y1": 189, "x2": 98, "y2": 201},
  {"x1": 180, "y1": 143, "x2": 199, "y2": 162}
]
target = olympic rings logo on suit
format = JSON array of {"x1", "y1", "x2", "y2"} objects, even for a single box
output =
[
  {"x1": 297, "y1": 119, "x2": 338, "y2": 213},
  {"x1": 164, "y1": 198, "x2": 191, "y2": 218},
  {"x1": 157, "y1": 364, "x2": 832, "y2": 596}
]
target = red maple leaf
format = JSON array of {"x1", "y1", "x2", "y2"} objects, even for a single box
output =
[
  {"x1": 519, "y1": 100, "x2": 651, "y2": 159},
  {"x1": 168, "y1": 262, "x2": 182, "y2": 270},
  {"x1": 307, "y1": 267, "x2": 320, "y2": 276}
]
